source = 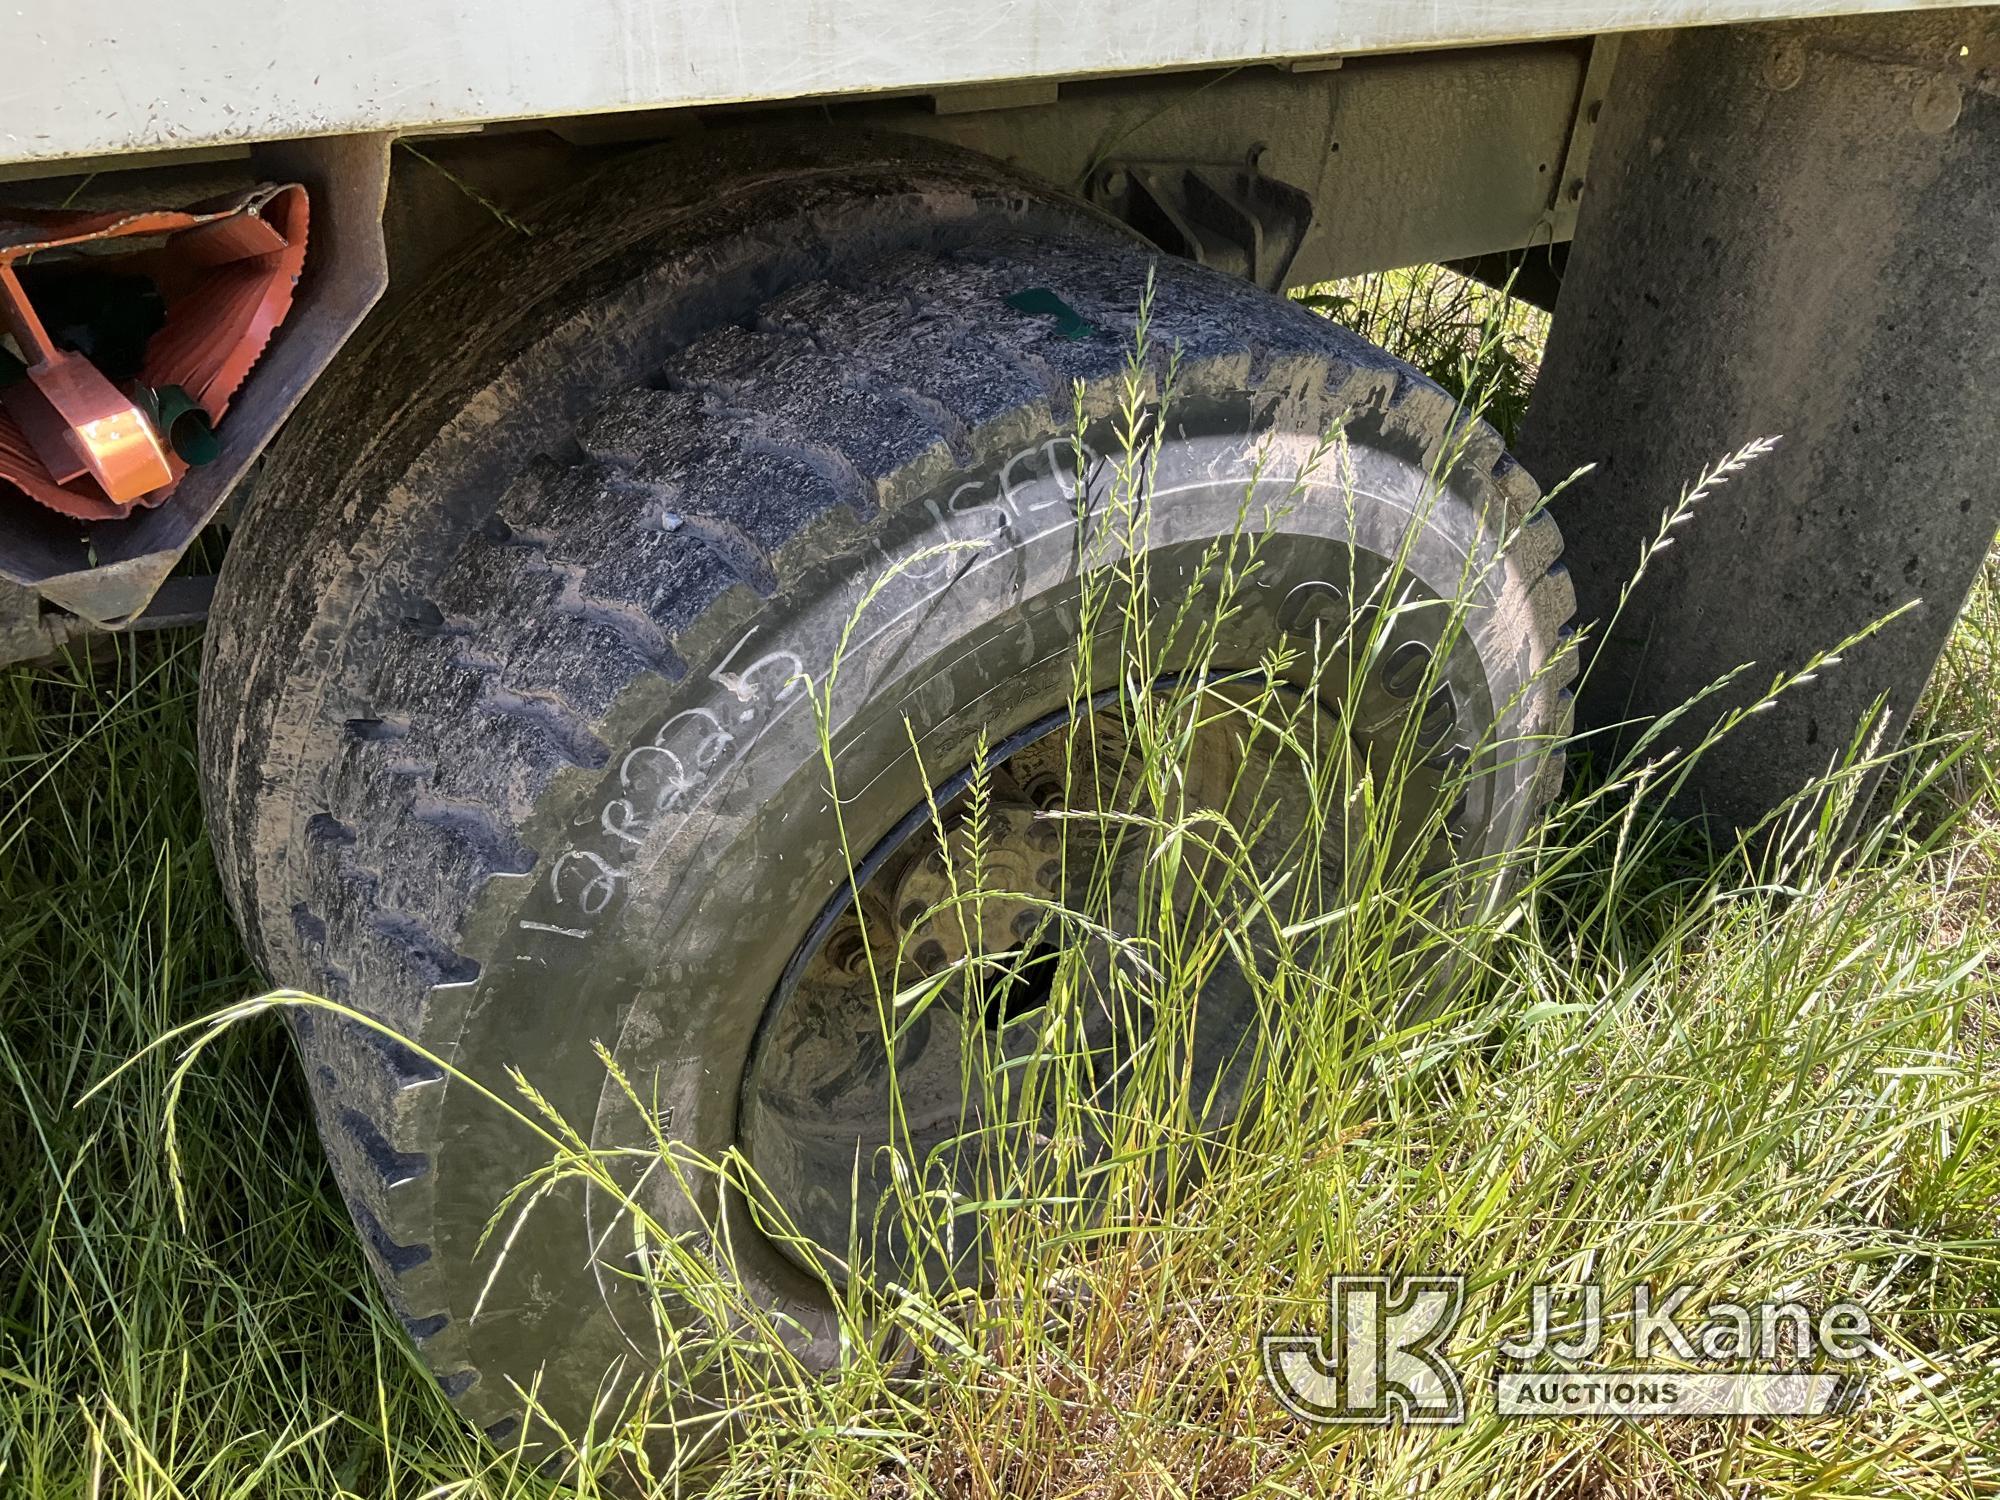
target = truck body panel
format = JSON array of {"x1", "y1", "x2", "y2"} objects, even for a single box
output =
[{"x1": 0, "y1": 0, "x2": 1960, "y2": 167}]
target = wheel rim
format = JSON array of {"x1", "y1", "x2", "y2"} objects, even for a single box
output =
[{"x1": 737, "y1": 674, "x2": 1370, "y2": 1284}]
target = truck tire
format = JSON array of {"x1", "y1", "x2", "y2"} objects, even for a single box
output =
[{"x1": 199, "y1": 129, "x2": 1575, "y2": 1456}]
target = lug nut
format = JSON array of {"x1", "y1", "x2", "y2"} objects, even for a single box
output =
[
  {"x1": 825, "y1": 928, "x2": 867, "y2": 975},
  {"x1": 1025, "y1": 774, "x2": 1066, "y2": 811}
]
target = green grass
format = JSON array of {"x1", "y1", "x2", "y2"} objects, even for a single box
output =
[
  {"x1": 1296, "y1": 266, "x2": 1551, "y2": 446},
  {"x1": 0, "y1": 645, "x2": 501, "y2": 1495},
  {"x1": 2, "y1": 269, "x2": 1996, "y2": 1497}
]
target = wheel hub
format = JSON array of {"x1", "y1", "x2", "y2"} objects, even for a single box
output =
[
  {"x1": 892, "y1": 797, "x2": 1064, "y2": 978},
  {"x1": 736, "y1": 680, "x2": 1376, "y2": 1283}
]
